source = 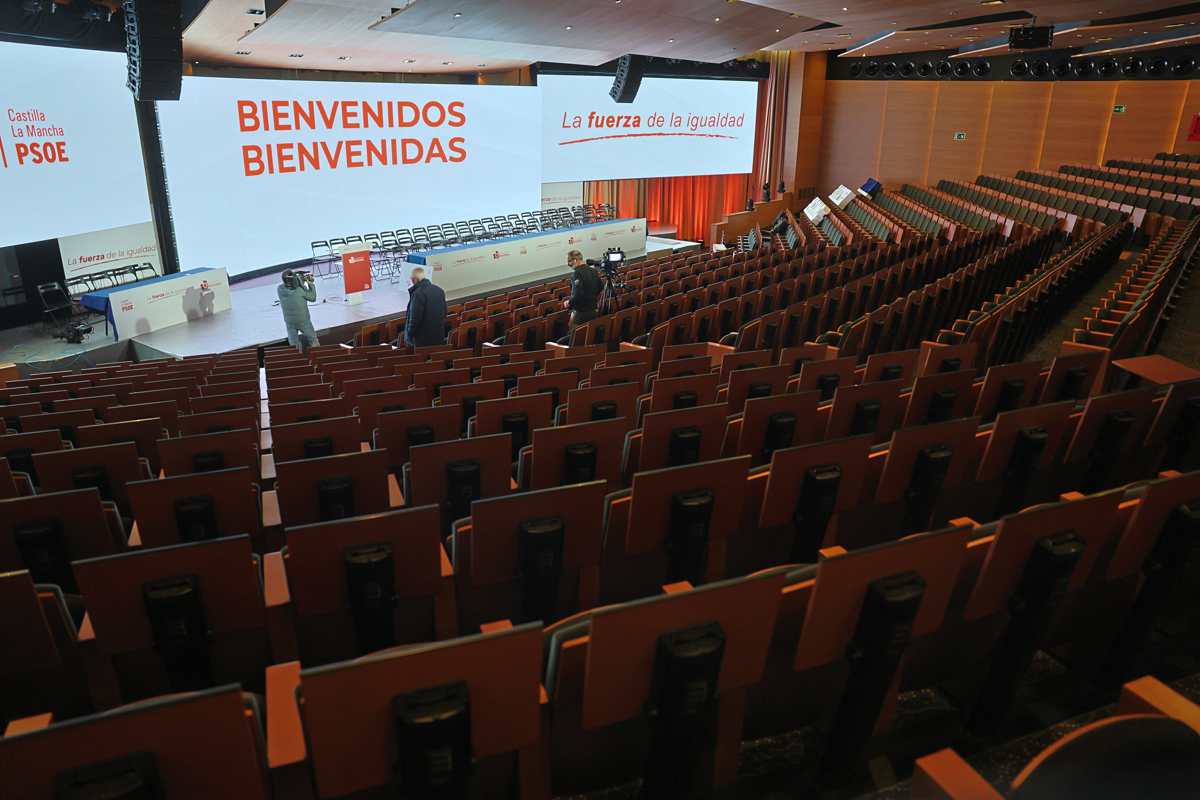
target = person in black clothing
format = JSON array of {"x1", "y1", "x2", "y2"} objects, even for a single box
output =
[
  {"x1": 564, "y1": 249, "x2": 602, "y2": 330},
  {"x1": 404, "y1": 267, "x2": 448, "y2": 347}
]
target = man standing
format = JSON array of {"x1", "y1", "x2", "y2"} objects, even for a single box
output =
[
  {"x1": 278, "y1": 269, "x2": 319, "y2": 350},
  {"x1": 564, "y1": 249, "x2": 602, "y2": 329},
  {"x1": 405, "y1": 267, "x2": 448, "y2": 347}
]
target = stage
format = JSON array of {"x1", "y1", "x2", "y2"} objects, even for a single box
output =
[{"x1": 0, "y1": 234, "x2": 700, "y2": 373}]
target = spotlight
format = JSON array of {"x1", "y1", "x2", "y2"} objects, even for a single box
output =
[
  {"x1": 1175, "y1": 56, "x2": 1196, "y2": 75},
  {"x1": 900, "y1": 61, "x2": 916, "y2": 77},
  {"x1": 953, "y1": 61, "x2": 971, "y2": 77},
  {"x1": 1098, "y1": 59, "x2": 1118, "y2": 77},
  {"x1": 1010, "y1": 59, "x2": 1029, "y2": 77},
  {"x1": 1147, "y1": 57, "x2": 1169, "y2": 76},
  {"x1": 882, "y1": 61, "x2": 898, "y2": 77},
  {"x1": 864, "y1": 61, "x2": 879, "y2": 77},
  {"x1": 1031, "y1": 59, "x2": 1050, "y2": 78},
  {"x1": 849, "y1": 62, "x2": 863, "y2": 77},
  {"x1": 1074, "y1": 58, "x2": 1095, "y2": 77},
  {"x1": 1052, "y1": 60, "x2": 1071, "y2": 77},
  {"x1": 916, "y1": 61, "x2": 933, "y2": 77},
  {"x1": 972, "y1": 60, "x2": 991, "y2": 77},
  {"x1": 1122, "y1": 56, "x2": 1144, "y2": 77},
  {"x1": 935, "y1": 60, "x2": 952, "y2": 77}
]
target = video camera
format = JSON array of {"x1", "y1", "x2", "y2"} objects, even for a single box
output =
[
  {"x1": 282, "y1": 269, "x2": 314, "y2": 290},
  {"x1": 585, "y1": 248, "x2": 626, "y2": 277}
]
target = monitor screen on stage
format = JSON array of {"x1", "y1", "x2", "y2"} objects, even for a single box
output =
[
  {"x1": 539, "y1": 73, "x2": 759, "y2": 183},
  {"x1": 0, "y1": 42, "x2": 153, "y2": 249},
  {"x1": 157, "y1": 77, "x2": 542, "y2": 276}
]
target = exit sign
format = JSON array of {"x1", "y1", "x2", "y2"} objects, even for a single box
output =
[
  {"x1": 1114, "y1": 104, "x2": 1127, "y2": 114},
  {"x1": 953, "y1": 131, "x2": 968, "y2": 141}
]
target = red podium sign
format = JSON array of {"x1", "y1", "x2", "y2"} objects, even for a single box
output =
[{"x1": 342, "y1": 250, "x2": 373, "y2": 295}]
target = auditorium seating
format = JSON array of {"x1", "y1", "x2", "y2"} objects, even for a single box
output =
[{"x1": 5, "y1": 153, "x2": 1200, "y2": 800}]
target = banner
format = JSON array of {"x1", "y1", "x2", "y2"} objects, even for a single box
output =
[
  {"x1": 342, "y1": 250, "x2": 373, "y2": 295},
  {"x1": 540, "y1": 74, "x2": 758, "y2": 182},
  {"x1": 59, "y1": 221, "x2": 161, "y2": 283},
  {"x1": 108, "y1": 268, "x2": 232, "y2": 341},
  {"x1": 157, "y1": 78, "x2": 541, "y2": 276},
  {"x1": 408, "y1": 219, "x2": 647, "y2": 297},
  {"x1": 0, "y1": 42, "x2": 153, "y2": 248},
  {"x1": 541, "y1": 181, "x2": 584, "y2": 211}
]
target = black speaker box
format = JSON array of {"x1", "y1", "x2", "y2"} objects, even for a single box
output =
[
  {"x1": 610, "y1": 55, "x2": 647, "y2": 104},
  {"x1": 123, "y1": 0, "x2": 182, "y2": 101}
]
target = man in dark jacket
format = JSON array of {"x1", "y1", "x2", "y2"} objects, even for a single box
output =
[
  {"x1": 404, "y1": 267, "x2": 448, "y2": 347},
  {"x1": 564, "y1": 249, "x2": 602, "y2": 329}
]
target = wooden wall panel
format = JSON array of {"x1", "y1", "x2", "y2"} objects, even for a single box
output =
[
  {"x1": 929, "y1": 82, "x2": 994, "y2": 184},
  {"x1": 815, "y1": 78, "x2": 1191, "y2": 192},
  {"x1": 1038, "y1": 81, "x2": 1118, "y2": 170},
  {"x1": 1170, "y1": 80, "x2": 1200, "y2": 156},
  {"x1": 782, "y1": 51, "x2": 827, "y2": 195},
  {"x1": 1104, "y1": 81, "x2": 1188, "y2": 163},
  {"x1": 817, "y1": 81, "x2": 886, "y2": 194},
  {"x1": 876, "y1": 82, "x2": 938, "y2": 189},
  {"x1": 980, "y1": 81, "x2": 1052, "y2": 177}
]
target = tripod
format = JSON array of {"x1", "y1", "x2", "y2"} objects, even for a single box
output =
[{"x1": 596, "y1": 269, "x2": 625, "y2": 316}]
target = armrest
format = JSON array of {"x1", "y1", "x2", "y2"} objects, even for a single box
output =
[
  {"x1": 4, "y1": 712, "x2": 52, "y2": 737},
  {"x1": 261, "y1": 453, "x2": 276, "y2": 482},
  {"x1": 266, "y1": 662, "x2": 307, "y2": 770},
  {"x1": 1119, "y1": 676, "x2": 1200, "y2": 733},
  {"x1": 388, "y1": 474, "x2": 405, "y2": 508},
  {"x1": 262, "y1": 490, "x2": 282, "y2": 529},
  {"x1": 435, "y1": 542, "x2": 457, "y2": 640},
  {"x1": 912, "y1": 749, "x2": 1002, "y2": 800}
]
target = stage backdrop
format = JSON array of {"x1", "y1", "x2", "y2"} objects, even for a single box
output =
[
  {"x1": 157, "y1": 78, "x2": 542, "y2": 276},
  {"x1": 0, "y1": 42, "x2": 153, "y2": 249},
  {"x1": 540, "y1": 74, "x2": 759, "y2": 183}
]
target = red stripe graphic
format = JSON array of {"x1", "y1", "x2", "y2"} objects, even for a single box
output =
[
  {"x1": 558, "y1": 132, "x2": 738, "y2": 146},
  {"x1": 0, "y1": 134, "x2": 7, "y2": 169}
]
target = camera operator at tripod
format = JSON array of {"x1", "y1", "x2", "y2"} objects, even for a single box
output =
[{"x1": 563, "y1": 249, "x2": 602, "y2": 330}]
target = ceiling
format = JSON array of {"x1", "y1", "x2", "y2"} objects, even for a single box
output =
[{"x1": 179, "y1": 1, "x2": 1200, "y2": 74}]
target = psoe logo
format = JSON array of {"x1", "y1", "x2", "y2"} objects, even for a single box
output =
[
  {"x1": 120, "y1": 300, "x2": 134, "y2": 312},
  {"x1": 349, "y1": 255, "x2": 368, "y2": 266},
  {"x1": 493, "y1": 251, "x2": 507, "y2": 260},
  {"x1": 200, "y1": 280, "x2": 210, "y2": 290}
]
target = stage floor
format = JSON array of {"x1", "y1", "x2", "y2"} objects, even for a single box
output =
[{"x1": 0, "y1": 234, "x2": 701, "y2": 371}]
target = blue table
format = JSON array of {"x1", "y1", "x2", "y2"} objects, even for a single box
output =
[{"x1": 81, "y1": 268, "x2": 218, "y2": 340}]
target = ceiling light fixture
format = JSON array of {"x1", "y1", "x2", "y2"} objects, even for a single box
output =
[
  {"x1": 564, "y1": 25, "x2": 572, "y2": 30},
  {"x1": 979, "y1": 0, "x2": 1005, "y2": 5},
  {"x1": 668, "y1": 38, "x2": 675, "y2": 42},
  {"x1": 234, "y1": 50, "x2": 252, "y2": 55},
  {"x1": 246, "y1": 8, "x2": 264, "y2": 14},
  {"x1": 453, "y1": 12, "x2": 462, "y2": 18},
  {"x1": 714, "y1": 17, "x2": 720, "y2": 22},
  {"x1": 288, "y1": 53, "x2": 303, "y2": 58},
  {"x1": 337, "y1": 56, "x2": 351, "y2": 61},
  {"x1": 442, "y1": 61, "x2": 453, "y2": 65}
]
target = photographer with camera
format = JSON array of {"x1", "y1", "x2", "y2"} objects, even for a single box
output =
[
  {"x1": 278, "y1": 269, "x2": 320, "y2": 350},
  {"x1": 564, "y1": 249, "x2": 602, "y2": 330}
]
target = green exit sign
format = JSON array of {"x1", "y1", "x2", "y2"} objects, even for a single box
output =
[
  {"x1": 1114, "y1": 104, "x2": 1127, "y2": 114},
  {"x1": 953, "y1": 131, "x2": 968, "y2": 141}
]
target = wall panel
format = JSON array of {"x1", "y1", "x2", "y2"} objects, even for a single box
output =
[
  {"x1": 929, "y1": 82, "x2": 994, "y2": 184},
  {"x1": 1104, "y1": 81, "x2": 1188, "y2": 163},
  {"x1": 817, "y1": 81, "x2": 886, "y2": 193},
  {"x1": 1170, "y1": 80, "x2": 1200, "y2": 156},
  {"x1": 980, "y1": 81, "x2": 1052, "y2": 177},
  {"x1": 1038, "y1": 81, "x2": 1118, "y2": 170},
  {"x1": 876, "y1": 82, "x2": 938, "y2": 188}
]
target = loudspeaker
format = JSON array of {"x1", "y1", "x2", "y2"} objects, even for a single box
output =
[
  {"x1": 1009, "y1": 26, "x2": 1054, "y2": 50},
  {"x1": 610, "y1": 55, "x2": 647, "y2": 103},
  {"x1": 122, "y1": 0, "x2": 182, "y2": 101}
]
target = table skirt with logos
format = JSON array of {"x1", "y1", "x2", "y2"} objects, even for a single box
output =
[
  {"x1": 405, "y1": 218, "x2": 648, "y2": 297},
  {"x1": 80, "y1": 267, "x2": 233, "y2": 341}
]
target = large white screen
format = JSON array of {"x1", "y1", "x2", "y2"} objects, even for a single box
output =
[
  {"x1": 0, "y1": 42, "x2": 152, "y2": 248},
  {"x1": 158, "y1": 77, "x2": 541, "y2": 275},
  {"x1": 540, "y1": 74, "x2": 758, "y2": 183}
]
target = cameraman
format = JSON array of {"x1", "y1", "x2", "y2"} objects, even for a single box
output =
[
  {"x1": 278, "y1": 269, "x2": 320, "y2": 350},
  {"x1": 564, "y1": 249, "x2": 602, "y2": 329}
]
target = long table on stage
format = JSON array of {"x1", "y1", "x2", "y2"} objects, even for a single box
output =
[
  {"x1": 80, "y1": 268, "x2": 232, "y2": 341},
  {"x1": 405, "y1": 218, "x2": 648, "y2": 296}
]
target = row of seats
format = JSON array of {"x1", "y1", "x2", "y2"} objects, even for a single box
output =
[
  {"x1": 4, "y1": 457, "x2": 1198, "y2": 796},
  {"x1": 1155, "y1": 151, "x2": 1200, "y2": 165},
  {"x1": 63, "y1": 262, "x2": 159, "y2": 297},
  {"x1": 975, "y1": 174, "x2": 1134, "y2": 229},
  {"x1": 901, "y1": 184, "x2": 1005, "y2": 233},
  {"x1": 1016, "y1": 169, "x2": 1198, "y2": 222},
  {"x1": 1071, "y1": 217, "x2": 1199, "y2": 361},
  {"x1": 871, "y1": 192, "x2": 948, "y2": 238},
  {"x1": 1107, "y1": 157, "x2": 1200, "y2": 180},
  {"x1": 1062, "y1": 164, "x2": 1200, "y2": 198}
]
